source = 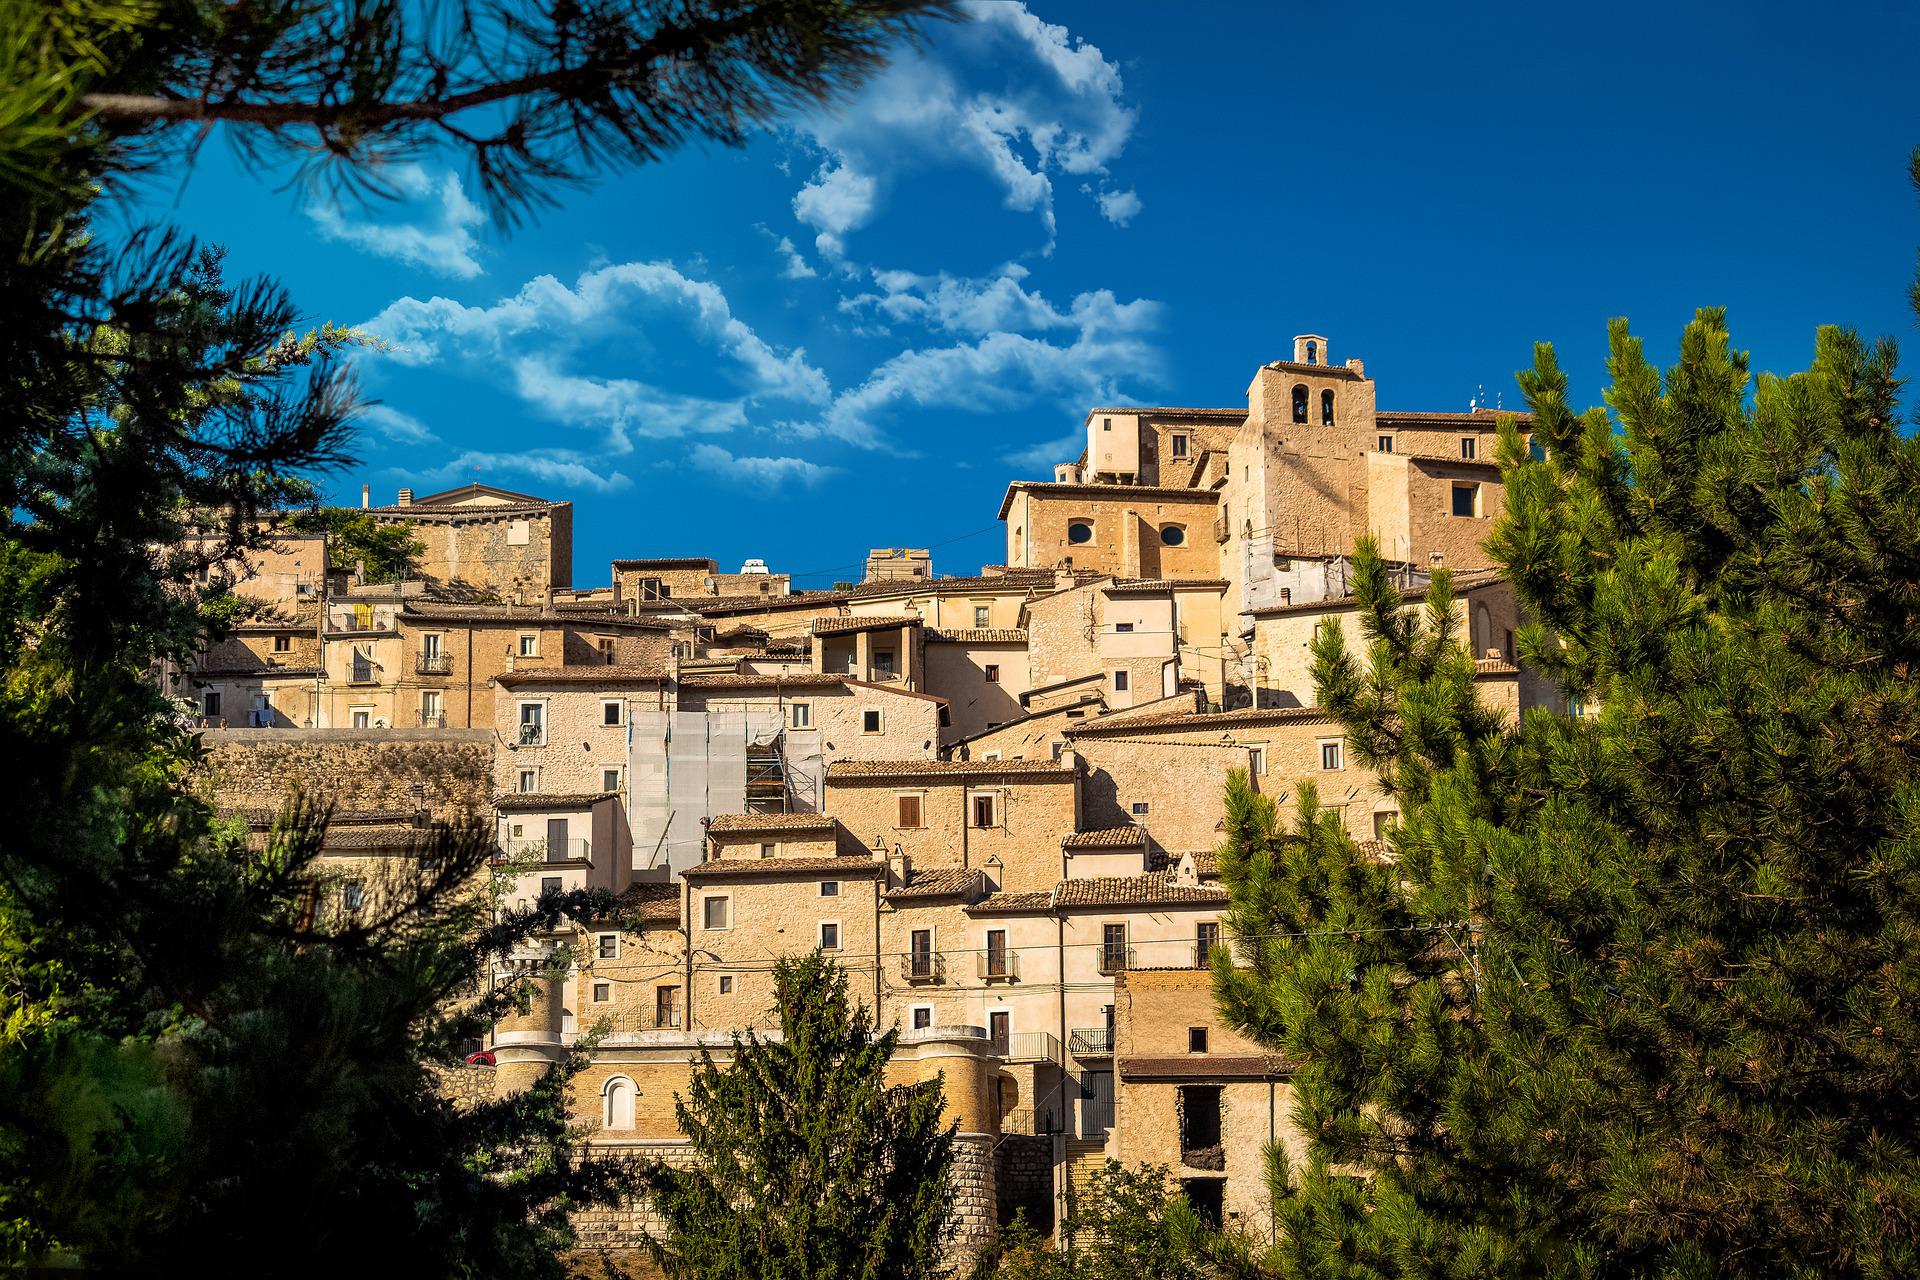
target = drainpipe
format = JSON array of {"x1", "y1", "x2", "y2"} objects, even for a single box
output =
[
  {"x1": 873, "y1": 876, "x2": 883, "y2": 1012},
  {"x1": 466, "y1": 626, "x2": 474, "y2": 726}
]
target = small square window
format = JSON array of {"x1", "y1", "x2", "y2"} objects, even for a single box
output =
[
  {"x1": 602, "y1": 768, "x2": 621, "y2": 792},
  {"x1": 820, "y1": 921, "x2": 840, "y2": 951},
  {"x1": 703, "y1": 896, "x2": 731, "y2": 930},
  {"x1": 912, "y1": 1007, "x2": 932, "y2": 1029},
  {"x1": 862, "y1": 709, "x2": 882, "y2": 734},
  {"x1": 273, "y1": 635, "x2": 292, "y2": 653},
  {"x1": 1132, "y1": 802, "x2": 1150, "y2": 816},
  {"x1": 759, "y1": 842, "x2": 776, "y2": 859},
  {"x1": 1461, "y1": 436, "x2": 1477, "y2": 460},
  {"x1": 984, "y1": 664, "x2": 1001, "y2": 683},
  {"x1": 1171, "y1": 433, "x2": 1190, "y2": 459},
  {"x1": 897, "y1": 794, "x2": 923, "y2": 828},
  {"x1": 1451, "y1": 483, "x2": 1480, "y2": 518},
  {"x1": 518, "y1": 634, "x2": 538, "y2": 657},
  {"x1": 971, "y1": 794, "x2": 996, "y2": 828},
  {"x1": 540, "y1": 876, "x2": 562, "y2": 897},
  {"x1": 602, "y1": 700, "x2": 622, "y2": 726},
  {"x1": 821, "y1": 881, "x2": 840, "y2": 897},
  {"x1": 789, "y1": 702, "x2": 812, "y2": 729},
  {"x1": 592, "y1": 981, "x2": 610, "y2": 1003},
  {"x1": 1188, "y1": 1027, "x2": 1208, "y2": 1054},
  {"x1": 517, "y1": 769, "x2": 537, "y2": 793},
  {"x1": 1377, "y1": 434, "x2": 1394, "y2": 453},
  {"x1": 598, "y1": 934, "x2": 618, "y2": 959},
  {"x1": 1113, "y1": 670, "x2": 1130, "y2": 692},
  {"x1": 718, "y1": 975, "x2": 733, "y2": 994},
  {"x1": 1320, "y1": 740, "x2": 1344, "y2": 771},
  {"x1": 974, "y1": 606, "x2": 991, "y2": 628}
]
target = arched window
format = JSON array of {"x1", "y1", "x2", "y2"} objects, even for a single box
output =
[
  {"x1": 1473, "y1": 603, "x2": 1493, "y2": 657},
  {"x1": 1291, "y1": 385, "x2": 1308, "y2": 424},
  {"x1": 603, "y1": 1075, "x2": 637, "y2": 1130},
  {"x1": 1067, "y1": 521, "x2": 1093, "y2": 545},
  {"x1": 1160, "y1": 525, "x2": 1186, "y2": 547},
  {"x1": 1305, "y1": 339, "x2": 1318, "y2": 364},
  {"x1": 1321, "y1": 389, "x2": 1335, "y2": 426}
]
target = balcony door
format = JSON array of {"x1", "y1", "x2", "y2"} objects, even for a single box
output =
[{"x1": 545, "y1": 818, "x2": 568, "y2": 863}]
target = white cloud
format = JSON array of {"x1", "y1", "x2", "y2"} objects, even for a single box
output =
[
  {"x1": 357, "y1": 403, "x2": 440, "y2": 445},
  {"x1": 308, "y1": 166, "x2": 485, "y2": 279},
  {"x1": 840, "y1": 262, "x2": 1159, "y2": 340},
  {"x1": 1003, "y1": 429, "x2": 1085, "y2": 470},
  {"x1": 420, "y1": 449, "x2": 633, "y2": 495},
  {"x1": 690, "y1": 443, "x2": 837, "y2": 489},
  {"x1": 788, "y1": 0, "x2": 1137, "y2": 258}
]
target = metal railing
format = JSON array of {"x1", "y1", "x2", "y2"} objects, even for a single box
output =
[
  {"x1": 978, "y1": 949, "x2": 1019, "y2": 981},
  {"x1": 654, "y1": 1009, "x2": 684, "y2": 1030},
  {"x1": 416, "y1": 653, "x2": 453, "y2": 674},
  {"x1": 348, "y1": 663, "x2": 377, "y2": 685},
  {"x1": 502, "y1": 837, "x2": 591, "y2": 863},
  {"x1": 1001, "y1": 1031, "x2": 1060, "y2": 1064},
  {"x1": 1081, "y1": 1101, "x2": 1115, "y2": 1132},
  {"x1": 899, "y1": 952, "x2": 946, "y2": 983},
  {"x1": 1068, "y1": 1028, "x2": 1113, "y2": 1057},
  {"x1": 1000, "y1": 1107, "x2": 1065, "y2": 1136},
  {"x1": 1096, "y1": 945, "x2": 1136, "y2": 975},
  {"x1": 418, "y1": 711, "x2": 447, "y2": 728}
]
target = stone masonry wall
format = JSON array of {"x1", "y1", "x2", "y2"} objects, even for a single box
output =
[
  {"x1": 997, "y1": 1133, "x2": 1055, "y2": 1231},
  {"x1": 198, "y1": 727, "x2": 493, "y2": 819}
]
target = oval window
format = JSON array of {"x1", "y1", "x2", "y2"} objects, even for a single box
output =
[
  {"x1": 1160, "y1": 525, "x2": 1185, "y2": 546},
  {"x1": 1068, "y1": 522, "x2": 1093, "y2": 545}
]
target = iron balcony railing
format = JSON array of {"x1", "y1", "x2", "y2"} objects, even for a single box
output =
[
  {"x1": 502, "y1": 837, "x2": 591, "y2": 863},
  {"x1": 418, "y1": 711, "x2": 447, "y2": 728},
  {"x1": 899, "y1": 952, "x2": 946, "y2": 983},
  {"x1": 978, "y1": 949, "x2": 1019, "y2": 981},
  {"x1": 999, "y1": 1107, "x2": 1065, "y2": 1136},
  {"x1": 416, "y1": 653, "x2": 453, "y2": 675},
  {"x1": 1001, "y1": 1031, "x2": 1061, "y2": 1064},
  {"x1": 1068, "y1": 1027, "x2": 1113, "y2": 1057},
  {"x1": 1096, "y1": 944, "x2": 1136, "y2": 975}
]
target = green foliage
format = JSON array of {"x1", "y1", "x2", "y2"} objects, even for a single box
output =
[
  {"x1": 286, "y1": 506, "x2": 426, "y2": 583},
  {"x1": 0, "y1": 0, "x2": 954, "y2": 1269},
  {"x1": 1215, "y1": 172, "x2": 1920, "y2": 1277},
  {"x1": 643, "y1": 952, "x2": 956, "y2": 1280}
]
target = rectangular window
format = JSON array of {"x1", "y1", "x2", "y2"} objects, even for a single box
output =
[
  {"x1": 1461, "y1": 436, "x2": 1477, "y2": 460},
  {"x1": 204, "y1": 690, "x2": 222, "y2": 718},
  {"x1": 1113, "y1": 670, "x2": 1130, "y2": 692},
  {"x1": 789, "y1": 702, "x2": 812, "y2": 729},
  {"x1": 351, "y1": 707, "x2": 371, "y2": 729},
  {"x1": 912, "y1": 1006, "x2": 932, "y2": 1030},
  {"x1": 598, "y1": 934, "x2": 618, "y2": 959},
  {"x1": 874, "y1": 650, "x2": 896, "y2": 677},
  {"x1": 422, "y1": 632, "x2": 442, "y2": 659},
  {"x1": 273, "y1": 634, "x2": 292, "y2": 653},
  {"x1": 602, "y1": 768, "x2": 621, "y2": 792},
  {"x1": 1101, "y1": 923, "x2": 1129, "y2": 973},
  {"x1": 517, "y1": 701, "x2": 545, "y2": 746},
  {"x1": 655, "y1": 985, "x2": 682, "y2": 1029},
  {"x1": 718, "y1": 975, "x2": 733, "y2": 994},
  {"x1": 819, "y1": 921, "x2": 840, "y2": 951},
  {"x1": 602, "y1": 699, "x2": 622, "y2": 726},
  {"x1": 421, "y1": 690, "x2": 441, "y2": 718},
  {"x1": 540, "y1": 876, "x2": 562, "y2": 897},
  {"x1": 703, "y1": 896, "x2": 730, "y2": 930},
  {"x1": 1320, "y1": 739, "x2": 1344, "y2": 770},
  {"x1": 1451, "y1": 483, "x2": 1480, "y2": 518},
  {"x1": 518, "y1": 634, "x2": 538, "y2": 657},
  {"x1": 1248, "y1": 746, "x2": 1266, "y2": 774},
  {"x1": 974, "y1": 606, "x2": 991, "y2": 627},
  {"x1": 1115, "y1": 622, "x2": 1134, "y2": 633},
  {"x1": 1376, "y1": 434, "x2": 1393, "y2": 453},
  {"x1": 986, "y1": 929, "x2": 1009, "y2": 978},
  {"x1": 971, "y1": 793, "x2": 997, "y2": 828},
  {"x1": 759, "y1": 842, "x2": 776, "y2": 859},
  {"x1": 897, "y1": 794, "x2": 923, "y2": 828},
  {"x1": 1131, "y1": 802, "x2": 1150, "y2": 816},
  {"x1": 862, "y1": 709, "x2": 883, "y2": 734},
  {"x1": 1188, "y1": 1027, "x2": 1209, "y2": 1053},
  {"x1": 1101, "y1": 418, "x2": 1111, "y2": 432},
  {"x1": 1196, "y1": 921, "x2": 1221, "y2": 968},
  {"x1": 1180, "y1": 1085, "x2": 1223, "y2": 1156},
  {"x1": 820, "y1": 881, "x2": 840, "y2": 897},
  {"x1": 983, "y1": 663, "x2": 1001, "y2": 684},
  {"x1": 342, "y1": 881, "x2": 364, "y2": 913},
  {"x1": 1171, "y1": 433, "x2": 1190, "y2": 459},
  {"x1": 517, "y1": 768, "x2": 537, "y2": 793},
  {"x1": 909, "y1": 929, "x2": 934, "y2": 979},
  {"x1": 593, "y1": 981, "x2": 610, "y2": 1003}
]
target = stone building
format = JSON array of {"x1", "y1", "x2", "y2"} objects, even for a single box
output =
[{"x1": 364, "y1": 482, "x2": 573, "y2": 598}]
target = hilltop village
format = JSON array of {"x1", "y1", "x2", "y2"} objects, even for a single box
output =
[{"x1": 178, "y1": 335, "x2": 1559, "y2": 1251}]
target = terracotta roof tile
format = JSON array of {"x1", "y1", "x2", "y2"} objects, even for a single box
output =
[
  {"x1": 884, "y1": 868, "x2": 984, "y2": 901},
  {"x1": 684, "y1": 591, "x2": 848, "y2": 614},
  {"x1": 826, "y1": 759, "x2": 1074, "y2": 782},
  {"x1": 1052, "y1": 874, "x2": 1228, "y2": 908},
  {"x1": 1063, "y1": 826, "x2": 1146, "y2": 849},
  {"x1": 1066, "y1": 706, "x2": 1334, "y2": 737},
  {"x1": 1118, "y1": 1055, "x2": 1290, "y2": 1080},
  {"x1": 706, "y1": 813, "x2": 837, "y2": 834},
  {"x1": 966, "y1": 890, "x2": 1054, "y2": 915},
  {"x1": 492, "y1": 791, "x2": 617, "y2": 811},
  {"x1": 1375, "y1": 409, "x2": 1533, "y2": 425},
  {"x1": 683, "y1": 855, "x2": 882, "y2": 880},
  {"x1": 615, "y1": 879, "x2": 682, "y2": 923},
  {"x1": 1084, "y1": 406, "x2": 1247, "y2": 420},
  {"x1": 496, "y1": 665, "x2": 666, "y2": 687},
  {"x1": 1245, "y1": 570, "x2": 1506, "y2": 619},
  {"x1": 1106, "y1": 578, "x2": 1229, "y2": 594},
  {"x1": 812, "y1": 614, "x2": 922, "y2": 635},
  {"x1": 999, "y1": 481, "x2": 1219, "y2": 520},
  {"x1": 679, "y1": 673, "x2": 846, "y2": 690},
  {"x1": 926, "y1": 628, "x2": 1028, "y2": 643},
  {"x1": 609, "y1": 557, "x2": 717, "y2": 570}
]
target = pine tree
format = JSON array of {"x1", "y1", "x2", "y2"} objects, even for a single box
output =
[
  {"x1": 643, "y1": 953, "x2": 956, "y2": 1280},
  {"x1": 1214, "y1": 160, "x2": 1920, "y2": 1279}
]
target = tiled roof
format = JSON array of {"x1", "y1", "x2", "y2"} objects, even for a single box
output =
[
  {"x1": 1246, "y1": 570, "x2": 1506, "y2": 619},
  {"x1": 1261, "y1": 358, "x2": 1366, "y2": 380},
  {"x1": 683, "y1": 855, "x2": 882, "y2": 881},
  {"x1": 884, "y1": 868, "x2": 984, "y2": 901},
  {"x1": 496, "y1": 665, "x2": 665, "y2": 687},
  {"x1": 1475, "y1": 657, "x2": 1519, "y2": 675},
  {"x1": 848, "y1": 571, "x2": 1059, "y2": 600},
  {"x1": 926, "y1": 628, "x2": 1028, "y2": 643},
  {"x1": 315, "y1": 824, "x2": 440, "y2": 852},
  {"x1": 1063, "y1": 826, "x2": 1146, "y2": 849},
  {"x1": 191, "y1": 664, "x2": 323, "y2": 679},
  {"x1": 1118, "y1": 1054, "x2": 1291, "y2": 1080},
  {"x1": 1105, "y1": 578, "x2": 1229, "y2": 595},
  {"x1": 401, "y1": 603, "x2": 671, "y2": 628},
  {"x1": 1084, "y1": 406, "x2": 1247, "y2": 420},
  {"x1": 1052, "y1": 874, "x2": 1228, "y2": 908},
  {"x1": 707, "y1": 813, "x2": 837, "y2": 834},
  {"x1": 812, "y1": 614, "x2": 921, "y2": 635},
  {"x1": 610, "y1": 557, "x2": 717, "y2": 570},
  {"x1": 999, "y1": 481, "x2": 1220, "y2": 520},
  {"x1": 683, "y1": 591, "x2": 848, "y2": 615},
  {"x1": 1066, "y1": 705, "x2": 1334, "y2": 737},
  {"x1": 678, "y1": 673, "x2": 846, "y2": 690},
  {"x1": 1375, "y1": 409, "x2": 1532, "y2": 425},
  {"x1": 492, "y1": 792, "x2": 617, "y2": 811},
  {"x1": 826, "y1": 759, "x2": 1074, "y2": 783},
  {"x1": 615, "y1": 879, "x2": 681, "y2": 924},
  {"x1": 1356, "y1": 839, "x2": 1392, "y2": 861},
  {"x1": 966, "y1": 890, "x2": 1054, "y2": 915},
  {"x1": 235, "y1": 806, "x2": 423, "y2": 830}
]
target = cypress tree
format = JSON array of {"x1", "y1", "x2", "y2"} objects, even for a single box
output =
[
  {"x1": 1215, "y1": 165, "x2": 1920, "y2": 1279},
  {"x1": 644, "y1": 952, "x2": 956, "y2": 1280}
]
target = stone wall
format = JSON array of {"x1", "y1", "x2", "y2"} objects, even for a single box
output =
[
  {"x1": 198, "y1": 727, "x2": 493, "y2": 819},
  {"x1": 996, "y1": 1134, "x2": 1056, "y2": 1231}
]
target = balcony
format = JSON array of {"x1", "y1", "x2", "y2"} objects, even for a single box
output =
[
  {"x1": 1068, "y1": 1027, "x2": 1113, "y2": 1058},
  {"x1": 1001, "y1": 1031, "x2": 1061, "y2": 1064},
  {"x1": 416, "y1": 653, "x2": 454, "y2": 675},
  {"x1": 1000, "y1": 1106, "x2": 1065, "y2": 1136},
  {"x1": 1096, "y1": 945, "x2": 1136, "y2": 975},
  {"x1": 1193, "y1": 942, "x2": 1220, "y2": 970},
  {"x1": 899, "y1": 952, "x2": 946, "y2": 984},
  {"x1": 977, "y1": 949, "x2": 1019, "y2": 982},
  {"x1": 503, "y1": 837, "x2": 591, "y2": 864},
  {"x1": 418, "y1": 711, "x2": 447, "y2": 728},
  {"x1": 654, "y1": 1009, "x2": 684, "y2": 1030}
]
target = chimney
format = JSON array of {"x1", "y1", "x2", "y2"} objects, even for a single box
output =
[
  {"x1": 397, "y1": 488, "x2": 413, "y2": 507},
  {"x1": 360, "y1": 483, "x2": 370, "y2": 509}
]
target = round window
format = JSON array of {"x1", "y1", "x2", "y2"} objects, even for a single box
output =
[
  {"x1": 1067, "y1": 522, "x2": 1093, "y2": 545},
  {"x1": 1160, "y1": 525, "x2": 1185, "y2": 546}
]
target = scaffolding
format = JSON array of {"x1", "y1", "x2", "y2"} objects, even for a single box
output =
[{"x1": 628, "y1": 708, "x2": 826, "y2": 877}]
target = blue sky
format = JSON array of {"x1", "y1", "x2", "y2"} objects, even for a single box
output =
[{"x1": 118, "y1": 0, "x2": 1920, "y2": 588}]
